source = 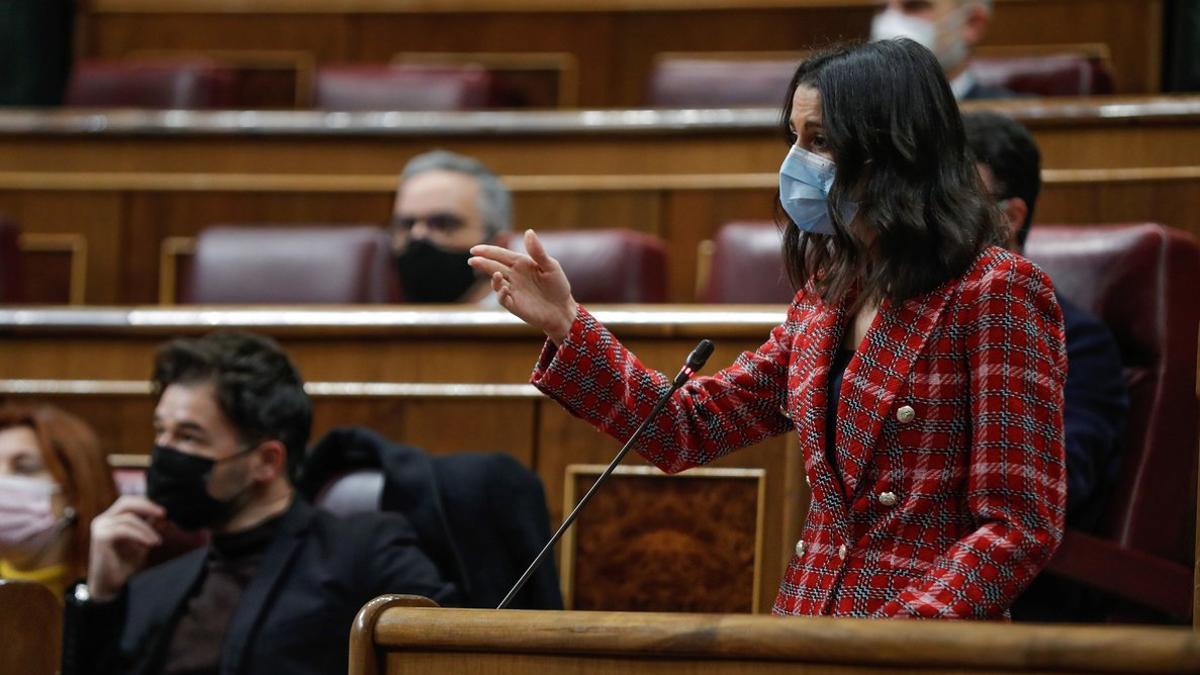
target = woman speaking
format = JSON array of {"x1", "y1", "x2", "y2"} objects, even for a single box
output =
[{"x1": 470, "y1": 39, "x2": 1067, "y2": 619}]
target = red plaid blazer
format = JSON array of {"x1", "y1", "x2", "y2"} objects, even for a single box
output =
[{"x1": 532, "y1": 247, "x2": 1067, "y2": 619}]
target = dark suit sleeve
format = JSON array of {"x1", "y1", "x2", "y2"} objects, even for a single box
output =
[
  {"x1": 61, "y1": 581, "x2": 128, "y2": 675},
  {"x1": 487, "y1": 455, "x2": 563, "y2": 609},
  {"x1": 1060, "y1": 299, "x2": 1129, "y2": 522},
  {"x1": 360, "y1": 512, "x2": 461, "y2": 607}
]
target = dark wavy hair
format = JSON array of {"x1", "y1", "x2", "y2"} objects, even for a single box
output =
[
  {"x1": 779, "y1": 39, "x2": 1004, "y2": 306},
  {"x1": 152, "y1": 332, "x2": 312, "y2": 478}
]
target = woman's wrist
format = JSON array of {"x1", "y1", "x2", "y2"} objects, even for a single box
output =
[{"x1": 547, "y1": 299, "x2": 579, "y2": 346}]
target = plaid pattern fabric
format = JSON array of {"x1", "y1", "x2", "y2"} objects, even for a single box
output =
[{"x1": 532, "y1": 246, "x2": 1067, "y2": 619}]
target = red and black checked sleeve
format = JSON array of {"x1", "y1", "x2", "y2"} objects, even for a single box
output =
[
  {"x1": 530, "y1": 305, "x2": 796, "y2": 474},
  {"x1": 873, "y1": 255, "x2": 1068, "y2": 619}
]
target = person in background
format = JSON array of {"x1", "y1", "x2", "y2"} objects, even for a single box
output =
[
  {"x1": 964, "y1": 111, "x2": 1129, "y2": 621},
  {"x1": 0, "y1": 0, "x2": 74, "y2": 105},
  {"x1": 870, "y1": 0, "x2": 1015, "y2": 100},
  {"x1": 392, "y1": 150, "x2": 513, "y2": 303},
  {"x1": 62, "y1": 332, "x2": 456, "y2": 675},
  {"x1": 0, "y1": 405, "x2": 118, "y2": 600}
]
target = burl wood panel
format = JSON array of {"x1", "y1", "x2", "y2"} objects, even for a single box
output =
[
  {"x1": 537, "y1": 403, "x2": 800, "y2": 614},
  {"x1": 566, "y1": 470, "x2": 760, "y2": 613}
]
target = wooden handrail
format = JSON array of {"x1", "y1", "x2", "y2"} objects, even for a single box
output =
[{"x1": 365, "y1": 606, "x2": 1200, "y2": 672}]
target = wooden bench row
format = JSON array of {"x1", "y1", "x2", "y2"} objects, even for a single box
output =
[
  {"x1": 0, "y1": 378, "x2": 799, "y2": 615},
  {"x1": 81, "y1": 0, "x2": 1165, "y2": 107}
]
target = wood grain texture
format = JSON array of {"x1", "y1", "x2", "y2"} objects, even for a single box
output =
[
  {"x1": 83, "y1": 0, "x2": 1162, "y2": 105},
  {"x1": 562, "y1": 466, "x2": 763, "y2": 613},
  {"x1": 0, "y1": 163, "x2": 1197, "y2": 303},
  {"x1": 365, "y1": 606, "x2": 1200, "y2": 673},
  {"x1": 0, "y1": 581, "x2": 61, "y2": 675}
]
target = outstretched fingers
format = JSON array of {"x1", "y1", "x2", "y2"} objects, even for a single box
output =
[
  {"x1": 469, "y1": 244, "x2": 525, "y2": 267},
  {"x1": 468, "y1": 255, "x2": 512, "y2": 279},
  {"x1": 524, "y1": 229, "x2": 554, "y2": 268}
]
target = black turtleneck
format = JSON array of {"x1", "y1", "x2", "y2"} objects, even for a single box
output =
[{"x1": 162, "y1": 511, "x2": 287, "y2": 675}]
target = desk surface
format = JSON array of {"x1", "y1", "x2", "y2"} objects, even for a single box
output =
[{"x1": 6, "y1": 97, "x2": 1199, "y2": 138}]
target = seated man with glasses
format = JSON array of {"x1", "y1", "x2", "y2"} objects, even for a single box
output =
[{"x1": 391, "y1": 150, "x2": 513, "y2": 303}]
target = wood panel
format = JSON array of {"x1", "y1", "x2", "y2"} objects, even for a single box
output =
[
  {"x1": 0, "y1": 378, "x2": 802, "y2": 616},
  {"x1": 83, "y1": 0, "x2": 1163, "y2": 106},
  {"x1": 0, "y1": 163, "x2": 1197, "y2": 304},
  {"x1": 0, "y1": 306, "x2": 783, "y2": 381},
  {"x1": 354, "y1": 606, "x2": 1200, "y2": 675},
  {"x1": 561, "y1": 465, "x2": 765, "y2": 613},
  {"x1": 0, "y1": 581, "x2": 61, "y2": 675}
]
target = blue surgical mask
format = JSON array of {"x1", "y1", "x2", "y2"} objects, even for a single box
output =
[{"x1": 778, "y1": 145, "x2": 859, "y2": 235}]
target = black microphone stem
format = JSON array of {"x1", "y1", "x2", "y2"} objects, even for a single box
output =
[{"x1": 496, "y1": 340, "x2": 714, "y2": 610}]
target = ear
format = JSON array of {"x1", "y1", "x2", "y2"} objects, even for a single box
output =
[
  {"x1": 252, "y1": 440, "x2": 290, "y2": 482},
  {"x1": 962, "y1": 3, "x2": 990, "y2": 48},
  {"x1": 1001, "y1": 198, "x2": 1028, "y2": 248}
]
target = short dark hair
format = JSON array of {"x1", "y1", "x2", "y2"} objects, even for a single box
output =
[
  {"x1": 152, "y1": 332, "x2": 312, "y2": 477},
  {"x1": 779, "y1": 39, "x2": 1003, "y2": 305},
  {"x1": 962, "y1": 111, "x2": 1042, "y2": 248}
]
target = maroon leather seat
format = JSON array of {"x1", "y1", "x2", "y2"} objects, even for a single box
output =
[
  {"x1": 0, "y1": 217, "x2": 23, "y2": 303},
  {"x1": 184, "y1": 225, "x2": 395, "y2": 305},
  {"x1": 499, "y1": 229, "x2": 668, "y2": 303},
  {"x1": 1024, "y1": 223, "x2": 1200, "y2": 620},
  {"x1": 699, "y1": 222, "x2": 792, "y2": 304},
  {"x1": 313, "y1": 65, "x2": 492, "y2": 111},
  {"x1": 646, "y1": 58, "x2": 798, "y2": 108},
  {"x1": 972, "y1": 53, "x2": 1116, "y2": 97},
  {"x1": 65, "y1": 60, "x2": 238, "y2": 109}
]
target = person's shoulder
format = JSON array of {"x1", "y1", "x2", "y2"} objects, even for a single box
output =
[
  {"x1": 961, "y1": 246, "x2": 1053, "y2": 292},
  {"x1": 309, "y1": 505, "x2": 418, "y2": 544},
  {"x1": 953, "y1": 247, "x2": 1061, "y2": 325}
]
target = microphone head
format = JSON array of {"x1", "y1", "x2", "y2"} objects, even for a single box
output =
[{"x1": 685, "y1": 339, "x2": 715, "y2": 371}]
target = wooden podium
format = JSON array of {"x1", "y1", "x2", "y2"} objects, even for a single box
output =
[{"x1": 349, "y1": 596, "x2": 1200, "y2": 675}]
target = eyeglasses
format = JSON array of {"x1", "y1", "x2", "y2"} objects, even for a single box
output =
[{"x1": 391, "y1": 212, "x2": 467, "y2": 234}]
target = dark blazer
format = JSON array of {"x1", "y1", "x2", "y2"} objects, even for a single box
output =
[
  {"x1": 62, "y1": 499, "x2": 456, "y2": 675},
  {"x1": 1056, "y1": 295, "x2": 1128, "y2": 530},
  {"x1": 299, "y1": 427, "x2": 563, "y2": 611},
  {"x1": 1011, "y1": 294, "x2": 1128, "y2": 622}
]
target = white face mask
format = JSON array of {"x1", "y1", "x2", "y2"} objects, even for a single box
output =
[
  {"x1": 0, "y1": 474, "x2": 70, "y2": 562},
  {"x1": 870, "y1": 7, "x2": 969, "y2": 73}
]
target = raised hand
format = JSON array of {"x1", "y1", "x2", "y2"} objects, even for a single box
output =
[
  {"x1": 86, "y1": 496, "x2": 165, "y2": 601},
  {"x1": 469, "y1": 229, "x2": 578, "y2": 344}
]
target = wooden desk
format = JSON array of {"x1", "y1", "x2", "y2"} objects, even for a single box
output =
[
  {"x1": 349, "y1": 602, "x2": 1200, "y2": 675},
  {"x1": 0, "y1": 581, "x2": 61, "y2": 675},
  {"x1": 0, "y1": 380, "x2": 801, "y2": 615},
  {"x1": 1, "y1": 98, "x2": 1198, "y2": 304},
  {"x1": 0, "y1": 306, "x2": 803, "y2": 613},
  {"x1": 82, "y1": 0, "x2": 1163, "y2": 107}
]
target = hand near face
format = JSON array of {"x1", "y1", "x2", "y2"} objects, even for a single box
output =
[
  {"x1": 469, "y1": 229, "x2": 578, "y2": 344},
  {"x1": 87, "y1": 496, "x2": 165, "y2": 602}
]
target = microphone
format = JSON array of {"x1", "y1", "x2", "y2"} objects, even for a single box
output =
[{"x1": 496, "y1": 339, "x2": 716, "y2": 610}]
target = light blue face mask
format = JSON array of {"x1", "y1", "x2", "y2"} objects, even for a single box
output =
[{"x1": 778, "y1": 145, "x2": 859, "y2": 235}]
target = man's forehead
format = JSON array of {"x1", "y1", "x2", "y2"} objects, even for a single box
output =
[
  {"x1": 396, "y1": 170, "x2": 480, "y2": 211},
  {"x1": 155, "y1": 381, "x2": 222, "y2": 425}
]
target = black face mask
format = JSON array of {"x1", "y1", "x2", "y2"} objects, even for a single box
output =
[
  {"x1": 395, "y1": 238, "x2": 480, "y2": 303},
  {"x1": 145, "y1": 444, "x2": 255, "y2": 531}
]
